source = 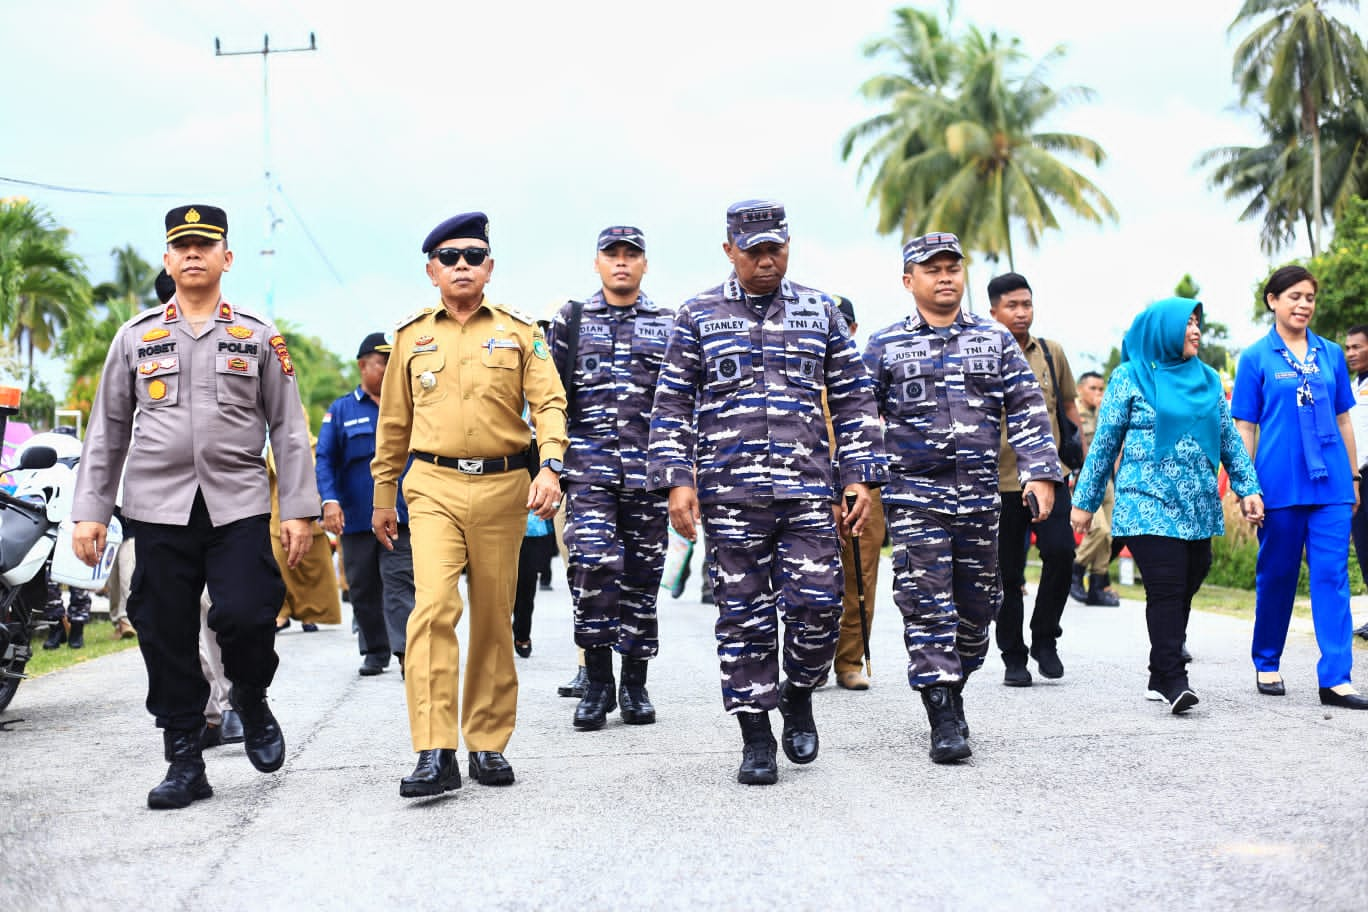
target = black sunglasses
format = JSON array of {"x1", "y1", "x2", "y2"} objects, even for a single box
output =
[{"x1": 431, "y1": 246, "x2": 490, "y2": 267}]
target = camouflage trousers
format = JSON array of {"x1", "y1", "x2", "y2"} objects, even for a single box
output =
[
  {"x1": 886, "y1": 504, "x2": 1001, "y2": 688},
  {"x1": 564, "y1": 484, "x2": 667, "y2": 658},
  {"x1": 45, "y1": 578, "x2": 92, "y2": 624},
  {"x1": 701, "y1": 498, "x2": 842, "y2": 713}
]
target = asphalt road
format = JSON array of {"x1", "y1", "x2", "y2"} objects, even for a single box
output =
[{"x1": 2, "y1": 556, "x2": 1367, "y2": 911}]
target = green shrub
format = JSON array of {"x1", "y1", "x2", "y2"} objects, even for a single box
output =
[{"x1": 1202, "y1": 532, "x2": 1365, "y2": 596}]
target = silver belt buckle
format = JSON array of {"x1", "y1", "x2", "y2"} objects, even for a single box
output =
[{"x1": 457, "y1": 459, "x2": 484, "y2": 475}]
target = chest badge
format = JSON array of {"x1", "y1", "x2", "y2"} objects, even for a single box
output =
[
  {"x1": 148, "y1": 379, "x2": 168, "y2": 400},
  {"x1": 419, "y1": 371, "x2": 437, "y2": 390},
  {"x1": 227, "y1": 326, "x2": 254, "y2": 340},
  {"x1": 142, "y1": 328, "x2": 170, "y2": 343},
  {"x1": 416, "y1": 335, "x2": 435, "y2": 346}
]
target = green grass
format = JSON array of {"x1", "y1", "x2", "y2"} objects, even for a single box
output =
[{"x1": 23, "y1": 619, "x2": 140, "y2": 678}]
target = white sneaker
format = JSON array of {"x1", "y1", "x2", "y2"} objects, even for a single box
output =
[{"x1": 1144, "y1": 689, "x2": 1164, "y2": 702}]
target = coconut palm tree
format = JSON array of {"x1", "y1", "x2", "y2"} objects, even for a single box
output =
[
  {"x1": 842, "y1": 9, "x2": 1116, "y2": 269},
  {"x1": 0, "y1": 199, "x2": 92, "y2": 383},
  {"x1": 1229, "y1": 0, "x2": 1368, "y2": 255}
]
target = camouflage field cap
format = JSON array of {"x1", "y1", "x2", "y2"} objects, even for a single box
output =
[
  {"x1": 597, "y1": 226, "x2": 645, "y2": 251},
  {"x1": 902, "y1": 232, "x2": 963, "y2": 266},
  {"x1": 726, "y1": 200, "x2": 789, "y2": 250}
]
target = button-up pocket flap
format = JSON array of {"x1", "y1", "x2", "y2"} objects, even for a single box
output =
[{"x1": 481, "y1": 346, "x2": 520, "y2": 370}]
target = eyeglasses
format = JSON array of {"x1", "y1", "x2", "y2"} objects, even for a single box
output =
[{"x1": 431, "y1": 246, "x2": 490, "y2": 267}]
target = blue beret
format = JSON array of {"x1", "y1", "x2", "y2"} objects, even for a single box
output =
[{"x1": 422, "y1": 211, "x2": 489, "y2": 255}]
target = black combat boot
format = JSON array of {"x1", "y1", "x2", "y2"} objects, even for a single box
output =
[
  {"x1": 736, "y1": 711, "x2": 778, "y2": 785},
  {"x1": 573, "y1": 647, "x2": 616, "y2": 730},
  {"x1": 921, "y1": 685, "x2": 972, "y2": 764},
  {"x1": 618, "y1": 656, "x2": 656, "y2": 725},
  {"x1": 951, "y1": 675, "x2": 970, "y2": 740},
  {"x1": 66, "y1": 620, "x2": 85, "y2": 649},
  {"x1": 229, "y1": 685, "x2": 286, "y2": 773},
  {"x1": 557, "y1": 665, "x2": 587, "y2": 698},
  {"x1": 1086, "y1": 571, "x2": 1121, "y2": 606},
  {"x1": 42, "y1": 622, "x2": 66, "y2": 650},
  {"x1": 1069, "y1": 563, "x2": 1088, "y2": 603},
  {"x1": 147, "y1": 726, "x2": 214, "y2": 810},
  {"x1": 776, "y1": 680, "x2": 818, "y2": 764}
]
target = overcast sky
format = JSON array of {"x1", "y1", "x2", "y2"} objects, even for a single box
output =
[{"x1": 4, "y1": 0, "x2": 1365, "y2": 396}]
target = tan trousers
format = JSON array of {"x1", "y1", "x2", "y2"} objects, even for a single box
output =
[
  {"x1": 198, "y1": 588, "x2": 229, "y2": 726},
  {"x1": 1076, "y1": 483, "x2": 1114, "y2": 573},
  {"x1": 835, "y1": 491, "x2": 885, "y2": 675},
  {"x1": 402, "y1": 461, "x2": 527, "y2": 753}
]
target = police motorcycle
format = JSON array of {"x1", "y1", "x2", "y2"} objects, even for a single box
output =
[{"x1": 0, "y1": 399, "x2": 120, "y2": 712}]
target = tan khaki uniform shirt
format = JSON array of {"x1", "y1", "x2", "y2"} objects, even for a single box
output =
[
  {"x1": 72, "y1": 299, "x2": 321, "y2": 527},
  {"x1": 997, "y1": 335, "x2": 1076, "y2": 492},
  {"x1": 371, "y1": 298, "x2": 569, "y2": 510}
]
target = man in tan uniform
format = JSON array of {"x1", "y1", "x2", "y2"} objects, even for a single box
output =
[
  {"x1": 373, "y1": 211, "x2": 567, "y2": 798},
  {"x1": 71, "y1": 205, "x2": 319, "y2": 810}
]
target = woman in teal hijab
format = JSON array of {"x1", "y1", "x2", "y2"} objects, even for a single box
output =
[{"x1": 1072, "y1": 297, "x2": 1263, "y2": 714}]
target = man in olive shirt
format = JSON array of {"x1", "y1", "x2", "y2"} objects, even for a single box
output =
[
  {"x1": 71, "y1": 205, "x2": 319, "y2": 810},
  {"x1": 372, "y1": 211, "x2": 568, "y2": 798}
]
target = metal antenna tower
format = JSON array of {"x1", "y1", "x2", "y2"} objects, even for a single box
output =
[{"x1": 214, "y1": 33, "x2": 317, "y2": 318}]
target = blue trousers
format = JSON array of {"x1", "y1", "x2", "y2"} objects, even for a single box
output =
[{"x1": 1253, "y1": 504, "x2": 1355, "y2": 687}]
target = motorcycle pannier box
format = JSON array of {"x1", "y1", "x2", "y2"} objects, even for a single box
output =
[{"x1": 50, "y1": 517, "x2": 123, "y2": 590}]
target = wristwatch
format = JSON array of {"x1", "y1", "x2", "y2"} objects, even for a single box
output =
[{"x1": 541, "y1": 458, "x2": 563, "y2": 475}]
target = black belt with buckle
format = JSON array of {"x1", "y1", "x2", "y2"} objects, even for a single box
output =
[{"x1": 411, "y1": 451, "x2": 528, "y2": 475}]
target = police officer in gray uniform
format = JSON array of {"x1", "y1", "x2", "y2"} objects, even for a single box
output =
[
  {"x1": 71, "y1": 205, "x2": 320, "y2": 810},
  {"x1": 649, "y1": 200, "x2": 887, "y2": 785},
  {"x1": 863, "y1": 233, "x2": 1060, "y2": 765},
  {"x1": 549, "y1": 226, "x2": 673, "y2": 731}
]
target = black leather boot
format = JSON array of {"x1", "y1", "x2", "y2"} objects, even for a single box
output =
[
  {"x1": 1069, "y1": 563, "x2": 1088, "y2": 602},
  {"x1": 400, "y1": 748, "x2": 461, "y2": 797},
  {"x1": 921, "y1": 685, "x2": 972, "y2": 764},
  {"x1": 1086, "y1": 571, "x2": 1121, "y2": 606},
  {"x1": 776, "y1": 681, "x2": 818, "y2": 764},
  {"x1": 951, "y1": 676, "x2": 970, "y2": 740},
  {"x1": 148, "y1": 726, "x2": 214, "y2": 810},
  {"x1": 618, "y1": 657, "x2": 656, "y2": 725},
  {"x1": 573, "y1": 647, "x2": 616, "y2": 730},
  {"x1": 66, "y1": 620, "x2": 85, "y2": 649},
  {"x1": 736, "y1": 711, "x2": 778, "y2": 785},
  {"x1": 557, "y1": 666, "x2": 587, "y2": 698},
  {"x1": 229, "y1": 685, "x2": 286, "y2": 773},
  {"x1": 42, "y1": 622, "x2": 65, "y2": 650}
]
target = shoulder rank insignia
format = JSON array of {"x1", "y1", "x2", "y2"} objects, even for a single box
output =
[
  {"x1": 395, "y1": 307, "x2": 435, "y2": 332},
  {"x1": 142, "y1": 328, "x2": 170, "y2": 343},
  {"x1": 497, "y1": 304, "x2": 535, "y2": 325},
  {"x1": 267, "y1": 334, "x2": 294, "y2": 375},
  {"x1": 163, "y1": 302, "x2": 179, "y2": 322},
  {"x1": 226, "y1": 325, "x2": 254, "y2": 340},
  {"x1": 217, "y1": 301, "x2": 234, "y2": 321}
]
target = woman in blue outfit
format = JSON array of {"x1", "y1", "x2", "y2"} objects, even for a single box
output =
[
  {"x1": 1072, "y1": 297, "x2": 1263, "y2": 713},
  {"x1": 1231, "y1": 265, "x2": 1368, "y2": 709}
]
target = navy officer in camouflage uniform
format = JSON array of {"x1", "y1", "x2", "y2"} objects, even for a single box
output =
[
  {"x1": 71, "y1": 205, "x2": 319, "y2": 809},
  {"x1": 648, "y1": 200, "x2": 887, "y2": 785},
  {"x1": 550, "y1": 226, "x2": 673, "y2": 731},
  {"x1": 863, "y1": 232, "x2": 1060, "y2": 765}
]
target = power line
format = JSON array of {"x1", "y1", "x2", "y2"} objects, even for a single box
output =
[
  {"x1": 0, "y1": 175, "x2": 225, "y2": 199},
  {"x1": 276, "y1": 184, "x2": 344, "y2": 285}
]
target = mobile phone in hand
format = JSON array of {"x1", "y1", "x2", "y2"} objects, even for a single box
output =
[{"x1": 1026, "y1": 491, "x2": 1041, "y2": 520}]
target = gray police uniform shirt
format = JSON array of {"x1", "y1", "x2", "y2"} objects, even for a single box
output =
[
  {"x1": 863, "y1": 308, "x2": 1061, "y2": 515},
  {"x1": 549, "y1": 291, "x2": 672, "y2": 490},
  {"x1": 72, "y1": 299, "x2": 321, "y2": 528},
  {"x1": 648, "y1": 275, "x2": 887, "y2": 503}
]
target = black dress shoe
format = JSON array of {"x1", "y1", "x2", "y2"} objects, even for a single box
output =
[
  {"x1": 200, "y1": 723, "x2": 224, "y2": 750},
  {"x1": 1030, "y1": 642, "x2": 1065, "y2": 679},
  {"x1": 468, "y1": 751, "x2": 515, "y2": 785},
  {"x1": 359, "y1": 654, "x2": 387, "y2": 676},
  {"x1": 514, "y1": 640, "x2": 532, "y2": 658},
  {"x1": 1319, "y1": 687, "x2": 1368, "y2": 709},
  {"x1": 1256, "y1": 675, "x2": 1286, "y2": 696},
  {"x1": 229, "y1": 686, "x2": 286, "y2": 773},
  {"x1": 777, "y1": 682, "x2": 818, "y2": 764},
  {"x1": 220, "y1": 710, "x2": 245, "y2": 744},
  {"x1": 400, "y1": 749, "x2": 461, "y2": 797},
  {"x1": 557, "y1": 666, "x2": 586, "y2": 698}
]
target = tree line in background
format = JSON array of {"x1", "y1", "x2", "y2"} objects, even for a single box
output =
[
  {"x1": 846, "y1": 1, "x2": 1368, "y2": 373},
  {"x1": 0, "y1": 197, "x2": 355, "y2": 434}
]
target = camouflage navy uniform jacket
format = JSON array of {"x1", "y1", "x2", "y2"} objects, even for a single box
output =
[
  {"x1": 648, "y1": 275, "x2": 887, "y2": 502},
  {"x1": 863, "y1": 308, "x2": 1060, "y2": 515},
  {"x1": 548, "y1": 291, "x2": 673, "y2": 489}
]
